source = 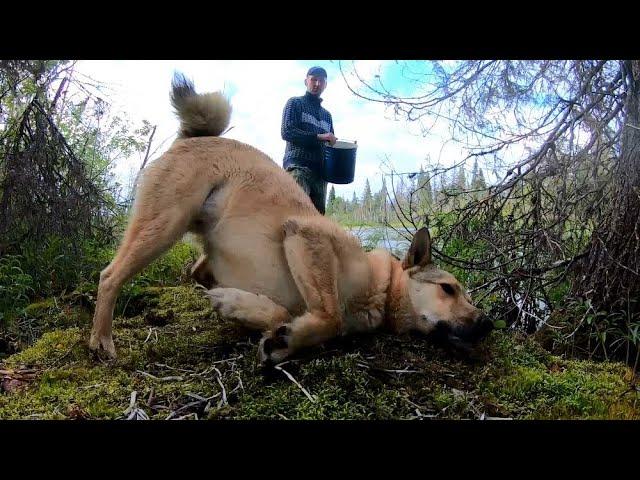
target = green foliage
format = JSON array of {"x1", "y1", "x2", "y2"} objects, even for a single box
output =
[
  {"x1": 359, "y1": 227, "x2": 386, "y2": 252},
  {"x1": 0, "y1": 255, "x2": 34, "y2": 324},
  {"x1": 470, "y1": 159, "x2": 487, "y2": 191},
  {"x1": 537, "y1": 297, "x2": 640, "y2": 371},
  {"x1": 0, "y1": 60, "x2": 158, "y2": 341},
  {"x1": 326, "y1": 186, "x2": 337, "y2": 215},
  {"x1": 115, "y1": 241, "x2": 200, "y2": 317},
  {"x1": 0, "y1": 239, "x2": 199, "y2": 347}
]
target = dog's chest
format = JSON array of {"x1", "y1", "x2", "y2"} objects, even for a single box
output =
[{"x1": 342, "y1": 305, "x2": 384, "y2": 334}]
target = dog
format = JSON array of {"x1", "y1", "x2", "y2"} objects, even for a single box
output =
[{"x1": 89, "y1": 73, "x2": 493, "y2": 365}]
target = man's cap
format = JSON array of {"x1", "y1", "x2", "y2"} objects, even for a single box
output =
[{"x1": 307, "y1": 66, "x2": 327, "y2": 78}]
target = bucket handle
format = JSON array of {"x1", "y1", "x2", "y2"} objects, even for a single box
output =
[{"x1": 324, "y1": 139, "x2": 357, "y2": 145}]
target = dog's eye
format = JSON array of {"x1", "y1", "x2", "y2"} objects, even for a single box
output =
[{"x1": 441, "y1": 283, "x2": 455, "y2": 295}]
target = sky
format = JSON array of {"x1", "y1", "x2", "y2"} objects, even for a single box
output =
[{"x1": 73, "y1": 60, "x2": 480, "y2": 200}]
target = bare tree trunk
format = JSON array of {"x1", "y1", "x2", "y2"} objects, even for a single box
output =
[
  {"x1": 128, "y1": 125, "x2": 157, "y2": 205},
  {"x1": 579, "y1": 60, "x2": 640, "y2": 323},
  {"x1": 140, "y1": 125, "x2": 157, "y2": 172}
]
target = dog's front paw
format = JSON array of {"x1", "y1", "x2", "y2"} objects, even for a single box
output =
[
  {"x1": 258, "y1": 325, "x2": 292, "y2": 367},
  {"x1": 207, "y1": 288, "x2": 245, "y2": 320}
]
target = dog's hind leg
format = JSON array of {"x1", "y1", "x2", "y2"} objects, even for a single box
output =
[
  {"x1": 90, "y1": 208, "x2": 191, "y2": 359},
  {"x1": 258, "y1": 217, "x2": 343, "y2": 366},
  {"x1": 206, "y1": 287, "x2": 291, "y2": 330},
  {"x1": 191, "y1": 254, "x2": 217, "y2": 288}
]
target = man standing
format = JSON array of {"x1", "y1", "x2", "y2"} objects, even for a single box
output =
[{"x1": 281, "y1": 66, "x2": 337, "y2": 214}]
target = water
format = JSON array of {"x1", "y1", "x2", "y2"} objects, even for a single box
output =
[{"x1": 344, "y1": 225, "x2": 411, "y2": 258}]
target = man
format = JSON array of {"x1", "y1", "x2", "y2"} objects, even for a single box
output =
[{"x1": 281, "y1": 66, "x2": 337, "y2": 214}]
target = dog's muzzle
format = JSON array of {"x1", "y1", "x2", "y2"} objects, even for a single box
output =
[{"x1": 431, "y1": 315, "x2": 494, "y2": 351}]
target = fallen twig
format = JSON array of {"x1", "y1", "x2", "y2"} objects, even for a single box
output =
[
  {"x1": 123, "y1": 391, "x2": 137, "y2": 416},
  {"x1": 153, "y1": 363, "x2": 194, "y2": 372},
  {"x1": 479, "y1": 414, "x2": 513, "y2": 420},
  {"x1": 123, "y1": 391, "x2": 150, "y2": 420},
  {"x1": 211, "y1": 355, "x2": 244, "y2": 364},
  {"x1": 274, "y1": 365, "x2": 317, "y2": 403},
  {"x1": 214, "y1": 367, "x2": 227, "y2": 407},
  {"x1": 171, "y1": 394, "x2": 221, "y2": 418},
  {"x1": 355, "y1": 361, "x2": 421, "y2": 374},
  {"x1": 127, "y1": 408, "x2": 150, "y2": 420},
  {"x1": 147, "y1": 387, "x2": 156, "y2": 407},
  {"x1": 186, "y1": 392, "x2": 208, "y2": 401},
  {"x1": 403, "y1": 396, "x2": 438, "y2": 420},
  {"x1": 79, "y1": 382, "x2": 105, "y2": 390},
  {"x1": 174, "y1": 413, "x2": 198, "y2": 420},
  {"x1": 137, "y1": 370, "x2": 184, "y2": 382},
  {"x1": 188, "y1": 366, "x2": 215, "y2": 378},
  {"x1": 144, "y1": 328, "x2": 154, "y2": 344}
]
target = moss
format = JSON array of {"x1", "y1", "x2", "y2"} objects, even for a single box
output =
[
  {"x1": 1, "y1": 285, "x2": 638, "y2": 420},
  {"x1": 222, "y1": 355, "x2": 407, "y2": 420},
  {"x1": 481, "y1": 358, "x2": 639, "y2": 419},
  {"x1": 23, "y1": 299, "x2": 57, "y2": 318},
  {"x1": 9, "y1": 287, "x2": 97, "y2": 350}
]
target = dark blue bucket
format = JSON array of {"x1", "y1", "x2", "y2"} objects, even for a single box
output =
[{"x1": 322, "y1": 140, "x2": 357, "y2": 184}]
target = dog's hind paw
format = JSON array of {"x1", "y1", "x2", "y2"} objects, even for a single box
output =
[
  {"x1": 258, "y1": 325, "x2": 291, "y2": 367},
  {"x1": 89, "y1": 332, "x2": 117, "y2": 361}
]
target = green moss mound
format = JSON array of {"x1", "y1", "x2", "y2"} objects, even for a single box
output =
[{"x1": 1, "y1": 286, "x2": 638, "y2": 419}]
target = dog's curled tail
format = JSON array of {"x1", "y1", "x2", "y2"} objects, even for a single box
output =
[{"x1": 170, "y1": 71, "x2": 232, "y2": 138}]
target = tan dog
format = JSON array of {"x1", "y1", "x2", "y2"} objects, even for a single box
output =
[{"x1": 89, "y1": 73, "x2": 493, "y2": 365}]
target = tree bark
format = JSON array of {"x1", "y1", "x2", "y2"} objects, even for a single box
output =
[{"x1": 580, "y1": 60, "x2": 640, "y2": 312}]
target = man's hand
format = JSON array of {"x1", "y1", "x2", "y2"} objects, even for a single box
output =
[{"x1": 317, "y1": 132, "x2": 337, "y2": 146}]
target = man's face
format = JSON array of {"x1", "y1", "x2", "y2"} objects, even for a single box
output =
[{"x1": 305, "y1": 75, "x2": 327, "y2": 96}]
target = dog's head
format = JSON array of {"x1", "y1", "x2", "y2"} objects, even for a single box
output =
[{"x1": 395, "y1": 228, "x2": 493, "y2": 348}]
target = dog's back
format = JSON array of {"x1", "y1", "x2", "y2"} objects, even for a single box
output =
[{"x1": 154, "y1": 74, "x2": 320, "y2": 218}]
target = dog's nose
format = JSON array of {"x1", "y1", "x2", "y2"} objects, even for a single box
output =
[
  {"x1": 476, "y1": 312, "x2": 493, "y2": 328},
  {"x1": 479, "y1": 314, "x2": 494, "y2": 331}
]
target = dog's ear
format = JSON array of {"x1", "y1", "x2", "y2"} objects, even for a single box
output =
[{"x1": 402, "y1": 227, "x2": 432, "y2": 269}]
